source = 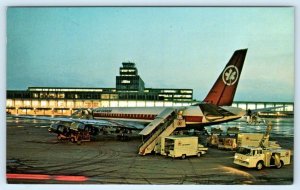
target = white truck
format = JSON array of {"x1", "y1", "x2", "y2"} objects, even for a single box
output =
[
  {"x1": 160, "y1": 136, "x2": 208, "y2": 159},
  {"x1": 233, "y1": 122, "x2": 291, "y2": 170},
  {"x1": 234, "y1": 146, "x2": 291, "y2": 170}
]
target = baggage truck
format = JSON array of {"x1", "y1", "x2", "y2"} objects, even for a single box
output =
[
  {"x1": 207, "y1": 127, "x2": 239, "y2": 150},
  {"x1": 161, "y1": 136, "x2": 208, "y2": 159}
]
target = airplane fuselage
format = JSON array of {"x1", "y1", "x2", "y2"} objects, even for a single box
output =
[{"x1": 91, "y1": 104, "x2": 246, "y2": 129}]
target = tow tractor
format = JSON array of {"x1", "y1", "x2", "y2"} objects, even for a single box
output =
[
  {"x1": 233, "y1": 122, "x2": 291, "y2": 170},
  {"x1": 49, "y1": 121, "x2": 98, "y2": 145},
  {"x1": 206, "y1": 128, "x2": 223, "y2": 147},
  {"x1": 217, "y1": 127, "x2": 239, "y2": 150}
]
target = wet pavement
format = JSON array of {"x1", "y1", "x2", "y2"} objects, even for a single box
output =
[{"x1": 6, "y1": 117, "x2": 294, "y2": 184}]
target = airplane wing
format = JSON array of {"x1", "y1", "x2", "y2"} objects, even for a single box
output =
[
  {"x1": 240, "y1": 106, "x2": 285, "y2": 125},
  {"x1": 103, "y1": 119, "x2": 145, "y2": 130},
  {"x1": 10, "y1": 115, "x2": 144, "y2": 130},
  {"x1": 247, "y1": 106, "x2": 285, "y2": 115}
]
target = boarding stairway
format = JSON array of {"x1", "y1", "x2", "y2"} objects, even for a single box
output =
[{"x1": 138, "y1": 108, "x2": 186, "y2": 155}]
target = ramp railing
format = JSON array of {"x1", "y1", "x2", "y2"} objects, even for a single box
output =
[{"x1": 138, "y1": 108, "x2": 185, "y2": 155}]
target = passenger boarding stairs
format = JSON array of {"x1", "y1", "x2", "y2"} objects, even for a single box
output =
[{"x1": 138, "y1": 108, "x2": 186, "y2": 155}]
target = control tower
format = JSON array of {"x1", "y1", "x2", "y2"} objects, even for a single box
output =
[{"x1": 116, "y1": 62, "x2": 145, "y2": 92}]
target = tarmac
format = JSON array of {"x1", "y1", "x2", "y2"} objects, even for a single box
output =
[{"x1": 6, "y1": 117, "x2": 294, "y2": 185}]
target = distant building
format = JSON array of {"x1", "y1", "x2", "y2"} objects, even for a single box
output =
[{"x1": 6, "y1": 62, "x2": 196, "y2": 115}]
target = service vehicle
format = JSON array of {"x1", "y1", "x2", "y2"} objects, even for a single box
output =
[
  {"x1": 206, "y1": 128, "x2": 223, "y2": 147},
  {"x1": 218, "y1": 137, "x2": 237, "y2": 150},
  {"x1": 217, "y1": 127, "x2": 239, "y2": 150},
  {"x1": 50, "y1": 121, "x2": 96, "y2": 145},
  {"x1": 233, "y1": 122, "x2": 290, "y2": 170},
  {"x1": 234, "y1": 146, "x2": 291, "y2": 170},
  {"x1": 160, "y1": 136, "x2": 208, "y2": 159}
]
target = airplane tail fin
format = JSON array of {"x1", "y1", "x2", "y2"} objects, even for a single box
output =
[{"x1": 203, "y1": 49, "x2": 248, "y2": 106}]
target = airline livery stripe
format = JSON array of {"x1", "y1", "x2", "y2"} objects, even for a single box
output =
[
  {"x1": 93, "y1": 112, "x2": 203, "y2": 123},
  {"x1": 93, "y1": 112, "x2": 156, "y2": 120}
]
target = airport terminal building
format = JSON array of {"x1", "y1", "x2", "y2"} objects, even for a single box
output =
[
  {"x1": 7, "y1": 62, "x2": 196, "y2": 115},
  {"x1": 6, "y1": 62, "x2": 294, "y2": 116}
]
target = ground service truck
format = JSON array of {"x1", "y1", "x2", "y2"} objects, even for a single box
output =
[
  {"x1": 233, "y1": 146, "x2": 291, "y2": 170},
  {"x1": 161, "y1": 136, "x2": 208, "y2": 159},
  {"x1": 233, "y1": 122, "x2": 291, "y2": 170}
]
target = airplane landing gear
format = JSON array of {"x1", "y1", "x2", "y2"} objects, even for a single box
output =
[
  {"x1": 117, "y1": 134, "x2": 130, "y2": 141},
  {"x1": 116, "y1": 129, "x2": 131, "y2": 141}
]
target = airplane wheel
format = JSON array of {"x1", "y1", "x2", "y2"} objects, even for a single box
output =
[{"x1": 181, "y1": 154, "x2": 186, "y2": 159}]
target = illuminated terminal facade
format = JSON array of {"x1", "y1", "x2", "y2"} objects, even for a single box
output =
[{"x1": 7, "y1": 62, "x2": 196, "y2": 115}]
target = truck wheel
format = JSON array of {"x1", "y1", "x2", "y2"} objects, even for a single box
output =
[
  {"x1": 276, "y1": 161, "x2": 283, "y2": 169},
  {"x1": 181, "y1": 154, "x2": 186, "y2": 159},
  {"x1": 197, "y1": 152, "x2": 201, "y2": 157},
  {"x1": 57, "y1": 135, "x2": 62, "y2": 141},
  {"x1": 256, "y1": 161, "x2": 264, "y2": 170}
]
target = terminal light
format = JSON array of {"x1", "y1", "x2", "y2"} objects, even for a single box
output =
[{"x1": 121, "y1": 80, "x2": 131, "y2": 84}]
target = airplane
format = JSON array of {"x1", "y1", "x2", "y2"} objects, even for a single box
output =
[{"x1": 12, "y1": 48, "x2": 248, "y2": 142}]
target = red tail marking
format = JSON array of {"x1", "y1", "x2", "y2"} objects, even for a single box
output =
[{"x1": 203, "y1": 49, "x2": 247, "y2": 106}]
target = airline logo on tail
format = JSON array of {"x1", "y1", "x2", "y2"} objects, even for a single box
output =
[
  {"x1": 222, "y1": 65, "x2": 239, "y2": 86},
  {"x1": 203, "y1": 49, "x2": 247, "y2": 106}
]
